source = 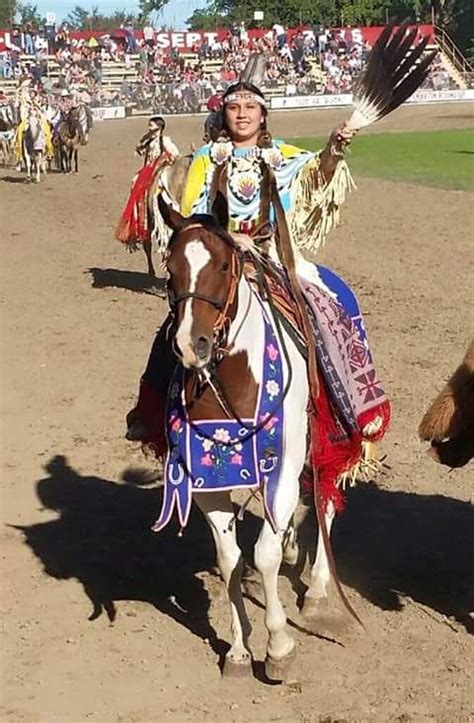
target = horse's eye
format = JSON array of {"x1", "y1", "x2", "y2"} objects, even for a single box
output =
[{"x1": 222, "y1": 262, "x2": 229, "y2": 272}]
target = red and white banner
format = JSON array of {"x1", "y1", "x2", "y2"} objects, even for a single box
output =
[{"x1": 0, "y1": 24, "x2": 435, "y2": 54}]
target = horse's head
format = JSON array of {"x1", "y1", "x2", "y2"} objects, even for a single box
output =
[{"x1": 160, "y1": 196, "x2": 241, "y2": 370}]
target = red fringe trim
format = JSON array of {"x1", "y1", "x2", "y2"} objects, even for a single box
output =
[
  {"x1": 308, "y1": 374, "x2": 391, "y2": 512},
  {"x1": 116, "y1": 155, "x2": 170, "y2": 246}
]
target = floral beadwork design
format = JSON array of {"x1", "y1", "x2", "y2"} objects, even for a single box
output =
[
  {"x1": 261, "y1": 146, "x2": 284, "y2": 170},
  {"x1": 210, "y1": 140, "x2": 233, "y2": 166},
  {"x1": 154, "y1": 292, "x2": 285, "y2": 534},
  {"x1": 229, "y1": 166, "x2": 260, "y2": 203}
]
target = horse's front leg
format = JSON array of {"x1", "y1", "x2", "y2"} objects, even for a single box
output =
[
  {"x1": 143, "y1": 237, "x2": 156, "y2": 277},
  {"x1": 25, "y1": 154, "x2": 32, "y2": 181},
  {"x1": 194, "y1": 491, "x2": 252, "y2": 677},
  {"x1": 35, "y1": 154, "x2": 41, "y2": 183},
  {"x1": 255, "y1": 473, "x2": 300, "y2": 681},
  {"x1": 74, "y1": 148, "x2": 78, "y2": 173}
]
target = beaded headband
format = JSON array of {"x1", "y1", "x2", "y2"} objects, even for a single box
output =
[{"x1": 224, "y1": 91, "x2": 266, "y2": 107}]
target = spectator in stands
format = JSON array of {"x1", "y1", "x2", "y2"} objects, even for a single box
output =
[
  {"x1": 124, "y1": 23, "x2": 137, "y2": 54},
  {"x1": 143, "y1": 24, "x2": 154, "y2": 47},
  {"x1": 24, "y1": 23, "x2": 36, "y2": 56},
  {"x1": 273, "y1": 23, "x2": 287, "y2": 50}
]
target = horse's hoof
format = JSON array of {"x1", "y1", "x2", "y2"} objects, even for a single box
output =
[
  {"x1": 301, "y1": 596, "x2": 350, "y2": 636},
  {"x1": 264, "y1": 645, "x2": 296, "y2": 681},
  {"x1": 222, "y1": 655, "x2": 252, "y2": 679},
  {"x1": 282, "y1": 543, "x2": 298, "y2": 566}
]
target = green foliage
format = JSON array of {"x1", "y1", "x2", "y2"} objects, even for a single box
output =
[
  {"x1": 138, "y1": 0, "x2": 170, "y2": 22},
  {"x1": 64, "y1": 5, "x2": 143, "y2": 30},
  {"x1": 293, "y1": 129, "x2": 474, "y2": 191},
  {"x1": 186, "y1": 0, "x2": 435, "y2": 31},
  {"x1": 432, "y1": 0, "x2": 474, "y2": 54},
  {"x1": 18, "y1": 2, "x2": 45, "y2": 26},
  {"x1": 0, "y1": 0, "x2": 17, "y2": 26}
]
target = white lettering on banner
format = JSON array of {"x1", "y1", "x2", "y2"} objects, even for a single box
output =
[
  {"x1": 186, "y1": 32, "x2": 201, "y2": 47},
  {"x1": 271, "y1": 89, "x2": 474, "y2": 111},
  {"x1": 270, "y1": 94, "x2": 352, "y2": 110},
  {"x1": 171, "y1": 32, "x2": 185, "y2": 48},
  {"x1": 155, "y1": 32, "x2": 171, "y2": 49},
  {"x1": 91, "y1": 106, "x2": 126, "y2": 121},
  {"x1": 204, "y1": 32, "x2": 218, "y2": 44},
  {"x1": 406, "y1": 88, "x2": 474, "y2": 103}
]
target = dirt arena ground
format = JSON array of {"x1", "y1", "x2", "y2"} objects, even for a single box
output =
[{"x1": 1, "y1": 103, "x2": 473, "y2": 723}]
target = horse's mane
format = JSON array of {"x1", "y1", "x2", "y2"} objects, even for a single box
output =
[{"x1": 168, "y1": 214, "x2": 236, "y2": 251}]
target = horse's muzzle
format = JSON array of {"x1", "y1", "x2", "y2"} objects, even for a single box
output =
[
  {"x1": 176, "y1": 334, "x2": 212, "y2": 369},
  {"x1": 195, "y1": 335, "x2": 212, "y2": 363}
]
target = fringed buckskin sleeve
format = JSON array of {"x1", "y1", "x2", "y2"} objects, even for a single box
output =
[{"x1": 289, "y1": 153, "x2": 356, "y2": 254}]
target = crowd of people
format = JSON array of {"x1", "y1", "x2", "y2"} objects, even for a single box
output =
[{"x1": 0, "y1": 20, "x2": 458, "y2": 113}]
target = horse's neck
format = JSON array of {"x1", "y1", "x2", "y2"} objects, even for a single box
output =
[
  {"x1": 77, "y1": 106, "x2": 87, "y2": 130},
  {"x1": 227, "y1": 276, "x2": 264, "y2": 380}
]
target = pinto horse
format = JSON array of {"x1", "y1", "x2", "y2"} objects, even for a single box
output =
[{"x1": 155, "y1": 199, "x2": 348, "y2": 681}]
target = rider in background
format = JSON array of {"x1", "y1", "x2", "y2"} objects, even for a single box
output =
[{"x1": 203, "y1": 90, "x2": 223, "y2": 141}]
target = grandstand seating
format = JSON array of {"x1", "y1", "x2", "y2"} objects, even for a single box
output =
[{"x1": 0, "y1": 38, "x2": 469, "y2": 108}]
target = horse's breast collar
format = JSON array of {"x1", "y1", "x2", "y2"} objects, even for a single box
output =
[{"x1": 153, "y1": 294, "x2": 285, "y2": 533}]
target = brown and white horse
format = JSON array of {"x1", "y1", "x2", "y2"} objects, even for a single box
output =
[{"x1": 157, "y1": 200, "x2": 345, "y2": 680}]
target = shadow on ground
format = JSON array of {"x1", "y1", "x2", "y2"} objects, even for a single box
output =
[
  {"x1": 14, "y1": 458, "x2": 473, "y2": 670},
  {"x1": 88, "y1": 267, "x2": 166, "y2": 295},
  {"x1": 1, "y1": 175, "x2": 29, "y2": 184},
  {"x1": 296, "y1": 483, "x2": 474, "y2": 634}
]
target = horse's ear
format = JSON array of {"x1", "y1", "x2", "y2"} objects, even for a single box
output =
[
  {"x1": 211, "y1": 191, "x2": 229, "y2": 230},
  {"x1": 158, "y1": 194, "x2": 184, "y2": 230}
]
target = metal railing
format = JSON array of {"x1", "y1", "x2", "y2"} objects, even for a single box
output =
[{"x1": 434, "y1": 25, "x2": 473, "y2": 80}]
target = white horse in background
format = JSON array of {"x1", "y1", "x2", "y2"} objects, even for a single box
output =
[{"x1": 19, "y1": 108, "x2": 49, "y2": 183}]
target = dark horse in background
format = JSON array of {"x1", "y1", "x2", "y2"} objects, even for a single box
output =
[{"x1": 56, "y1": 106, "x2": 91, "y2": 173}]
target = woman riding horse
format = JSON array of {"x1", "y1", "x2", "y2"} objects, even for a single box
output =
[
  {"x1": 115, "y1": 115, "x2": 180, "y2": 271},
  {"x1": 127, "y1": 80, "x2": 390, "y2": 503}
]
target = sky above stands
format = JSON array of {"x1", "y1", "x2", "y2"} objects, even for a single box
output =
[{"x1": 32, "y1": 0, "x2": 209, "y2": 29}]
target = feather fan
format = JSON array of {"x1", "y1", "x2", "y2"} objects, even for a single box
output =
[
  {"x1": 240, "y1": 53, "x2": 267, "y2": 87},
  {"x1": 347, "y1": 25, "x2": 437, "y2": 132}
]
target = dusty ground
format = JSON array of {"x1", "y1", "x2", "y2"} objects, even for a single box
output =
[{"x1": 1, "y1": 103, "x2": 473, "y2": 723}]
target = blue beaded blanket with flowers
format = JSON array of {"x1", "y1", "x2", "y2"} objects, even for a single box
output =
[{"x1": 153, "y1": 294, "x2": 285, "y2": 533}]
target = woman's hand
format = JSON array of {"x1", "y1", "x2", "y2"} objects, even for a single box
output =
[{"x1": 329, "y1": 122, "x2": 357, "y2": 154}]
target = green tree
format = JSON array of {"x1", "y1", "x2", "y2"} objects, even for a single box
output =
[
  {"x1": 138, "y1": 0, "x2": 170, "y2": 22},
  {"x1": 18, "y1": 2, "x2": 45, "y2": 26},
  {"x1": 0, "y1": 0, "x2": 17, "y2": 26},
  {"x1": 65, "y1": 5, "x2": 144, "y2": 30}
]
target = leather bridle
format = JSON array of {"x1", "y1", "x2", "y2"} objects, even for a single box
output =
[{"x1": 167, "y1": 223, "x2": 242, "y2": 342}]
